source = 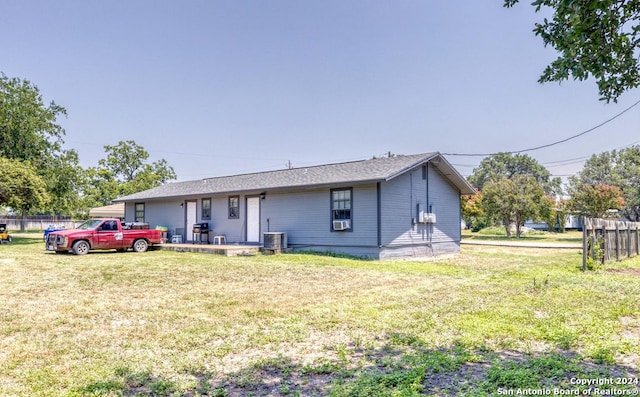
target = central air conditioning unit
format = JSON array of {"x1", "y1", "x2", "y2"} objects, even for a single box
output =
[
  {"x1": 333, "y1": 220, "x2": 351, "y2": 231},
  {"x1": 264, "y1": 232, "x2": 288, "y2": 249}
]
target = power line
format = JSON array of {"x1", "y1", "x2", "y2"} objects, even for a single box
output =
[
  {"x1": 542, "y1": 139, "x2": 640, "y2": 168},
  {"x1": 443, "y1": 98, "x2": 640, "y2": 157}
]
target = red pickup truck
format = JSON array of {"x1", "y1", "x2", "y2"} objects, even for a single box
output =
[{"x1": 45, "y1": 218, "x2": 164, "y2": 255}]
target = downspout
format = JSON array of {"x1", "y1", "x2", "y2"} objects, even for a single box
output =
[
  {"x1": 426, "y1": 162, "x2": 432, "y2": 247},
  {"x1": 425, "y1": 162, "x2": 430, "y2": 214},
  {"x1": 410, "y1": 173, "x2": 414, "y2": 223},
  {"x1": 377, "y1": 182, "x2": 382, "y2": 247}
]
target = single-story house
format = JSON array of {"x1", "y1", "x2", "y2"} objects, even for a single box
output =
[{"x1": 115, "y1": 152, "x2": 476, "y2": 259}]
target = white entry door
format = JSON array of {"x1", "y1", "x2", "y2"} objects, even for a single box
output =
[
  {"x1": 186, "y1": 201, "x2": 197, "y2": 242},
  {"x1": 246, "y1": 197, "x2": 260, "y2": 243}
]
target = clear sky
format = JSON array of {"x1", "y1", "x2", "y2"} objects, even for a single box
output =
[{"x1": 2, "y1": 1, "x2": 639, "y2": 183}]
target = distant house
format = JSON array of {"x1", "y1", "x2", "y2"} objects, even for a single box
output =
[
  {"x1": 524, "y1": 215, "x2": 583, "y2": 231},
  {"x1": 115, "y1": 152, "x2": 476, "y2": 259}
]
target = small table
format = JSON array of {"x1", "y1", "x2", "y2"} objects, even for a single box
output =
[
  {"x1": 171, "y1": 235, "x2": 183, "y2": 244},
  {"x1": 213, "y1": 235, "x2": 226, "y2": 245}
]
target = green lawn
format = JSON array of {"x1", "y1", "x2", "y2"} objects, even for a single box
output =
[{"x1": 1, "y1": 236, "x2": 639, "y2": 396}]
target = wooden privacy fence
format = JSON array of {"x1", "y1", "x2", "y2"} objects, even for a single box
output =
[{"x1": 583, "y1": 218, "x2": 640, "y2": 270}]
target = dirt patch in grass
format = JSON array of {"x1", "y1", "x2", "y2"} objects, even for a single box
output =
[
  {"x1": 608, "y1": 268, "x2": 640, "y2": 277},
  {"x1": 197, "y1": 344, "x2": 639, "y2": 397}
]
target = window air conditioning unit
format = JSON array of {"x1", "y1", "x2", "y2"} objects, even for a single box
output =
[
  {"x1": 420, "y1": 212, "x2": 437, "y2": 224},
  {"x1": 333, "y1": 220, "x2": 351, "y2": 231}
]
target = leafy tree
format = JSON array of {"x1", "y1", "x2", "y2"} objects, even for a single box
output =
[
  {"x1": 99, "y1": 140, "x2": 176, "y2": 187},
  {"x1": 615, "y1": 146, "x2": 640, "y2": 219},
  {"x1": 0, "y1": 158, "x2": 50, "y2": 223},
  {"x1": 461, "y1": 190, "x2": 483, "y2": 219},
  {"x1": 567, "y1": 183, "x2": 625, "y2": 218},
  {"x1": 504, "y1": 0, "x2": 640, "y2": 102},
  {"x1": 468, "y1": 152, "x2": 561, "y2": 195},
  {"x1": 83, "y1": 140, "x2": 177, "y2": 206},
  {"x1": 537, "y1": 196, "x2": 570, "y2": 232},
  {"x1": 538, "y1": 195, "x2": 556, "y2": 232},
  {"x1": 0, "y1": 72, "x2": 83, "y2": 215},
  {"x1": 461, "y1": 189, "x2": 491, "y2": 230},
  {"x1": 83, "y1": 167, "x2": 120, "y2": 209},
  {"x1": 0, "y1": 73, "x2": 66, "y2": 164},
  {"x1": 554, "y1": 197, "x2": 570, "y2": 232},
  {"x1": 482, "y1": 175, "x2": 545, "y2": 238},
  {"x1": 568, "y1": 146, "x2": 640, "y2": 220},
  {"x1": 41, "y1": 150, "x2": 87, "y2": 216}
]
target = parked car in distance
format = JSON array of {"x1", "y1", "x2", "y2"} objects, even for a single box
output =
[{"x1": 45, "y1": 218, "x2": 163, "y2": 255}]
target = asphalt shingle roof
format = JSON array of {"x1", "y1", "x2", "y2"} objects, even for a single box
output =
[{"x1": 116, "y1": 152, "x2": 475, "y2": 201}]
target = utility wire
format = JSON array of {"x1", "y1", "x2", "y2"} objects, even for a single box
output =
[{"x1": 443, "y1": 98, "x2": 640, "y2": 157}]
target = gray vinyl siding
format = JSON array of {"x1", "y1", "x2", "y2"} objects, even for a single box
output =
[
  {"x1": 209, "y1": 196, "x2": 244, "y2": 242},
  {"x1": 428, "y1": 166, "x2": 461, "y2": 245},
  {"x1": 261, "y1": 185, "x2": 378, "y2": 248},
  {"x1": 124, "y1": 200, "x2": 183, "y2": 229},
  {"x1": 380, "y1": 168, "x2": 428, "y2": 246},
  {"x1": 124, "y1": 200, "x2": 186, "y2": 240},
  {"x1": 379, "y1": 164, "x2": 461, "y2": 258}
]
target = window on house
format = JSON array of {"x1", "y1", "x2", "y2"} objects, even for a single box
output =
[
  {"x1": 202, "y1": 198, "x2": 211, "y2": 220},
  {"x1": 228, "y1": 196, "x2": 239, "y2": 219},
  {"x1": 331, "y1": 188, "x2": 352, "y2": 230},
  {"x1": 135, "y1": 203, "x2": 145, "y2": 222}
]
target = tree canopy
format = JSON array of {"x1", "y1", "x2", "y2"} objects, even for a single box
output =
[
  {"x1": 0, "y1": 73, "x2": 67, "y2": 164},
  {"x1": 1, "y1": 72, "x2": 178, "y2": 216},
  {"x1": 467, "y1": 152, "x2": 561, "y2": 195},
  {"x1": 0, "y1": 72, "x2": 86, "y2": 216},
  {"x1": 568, "y1": 183, "x2": 625, "y2": 218},
  {"x1": 482, "y1": 174, "x2": 546, "y2": 238},
  {"x1": 0, "y1": 158, "x2": 50, "y2": 217},
  {"x1": 467, "y1": 153, "x2": 560, "y2": 235},
  {"x1": 568, "y1": 145, "x2": 640, "y2": 220},
  {"x1": 504, "y1": 0, "x2": 640, "y2": 102},
  {"x1": 84, "y1": 140, "x2": 177, "y2": 208}
]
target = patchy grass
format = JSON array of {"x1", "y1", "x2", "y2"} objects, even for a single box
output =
[{"x1": 0, "y1": 236, "x2": 639, "y2": 396}]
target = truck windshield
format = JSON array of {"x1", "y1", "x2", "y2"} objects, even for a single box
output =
[{"x1": 76, "y1": 219, "x2": 104, "y2": 230}]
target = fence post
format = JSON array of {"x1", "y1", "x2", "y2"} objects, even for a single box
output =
[
  {"x1": 627, "y1": 224, "x2": 632, "y2": 259},
  {"x1": 615, "y1": 223, "x2": 620, "y2": 261},
  {"x1": 602, "y1": 225, "x2": 608, "y2": 264},
  {"x1": 636, "y1": 224, "x2": 640, "y2": 257},
  {"x1": 590, "y1": 220, "x2": 596, "y2": 264},
  {"x1": 582, "y1": 218, "x2": 588, "y2": 271}
]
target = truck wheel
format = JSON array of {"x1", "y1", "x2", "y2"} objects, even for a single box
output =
[
  {"x1": 132, "y1": 239, "x2": 148, "y2": 253},
  {"x1": 72, "y1": 240, "x2": 90, "y2": 255}
]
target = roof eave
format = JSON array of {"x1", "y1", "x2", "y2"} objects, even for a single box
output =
[
  {"x1": 383, "y1": 153, "x2": 439, "y2": 182},
  {"x1": 430, "y1": 155, "x2": 476, "y2": 195},
  {"x1": 384, "y1": 152, "x2": 475, "y2": 195},
  {"x1": 114, "y1": 178, "x2": 386, "y2": 202}
]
